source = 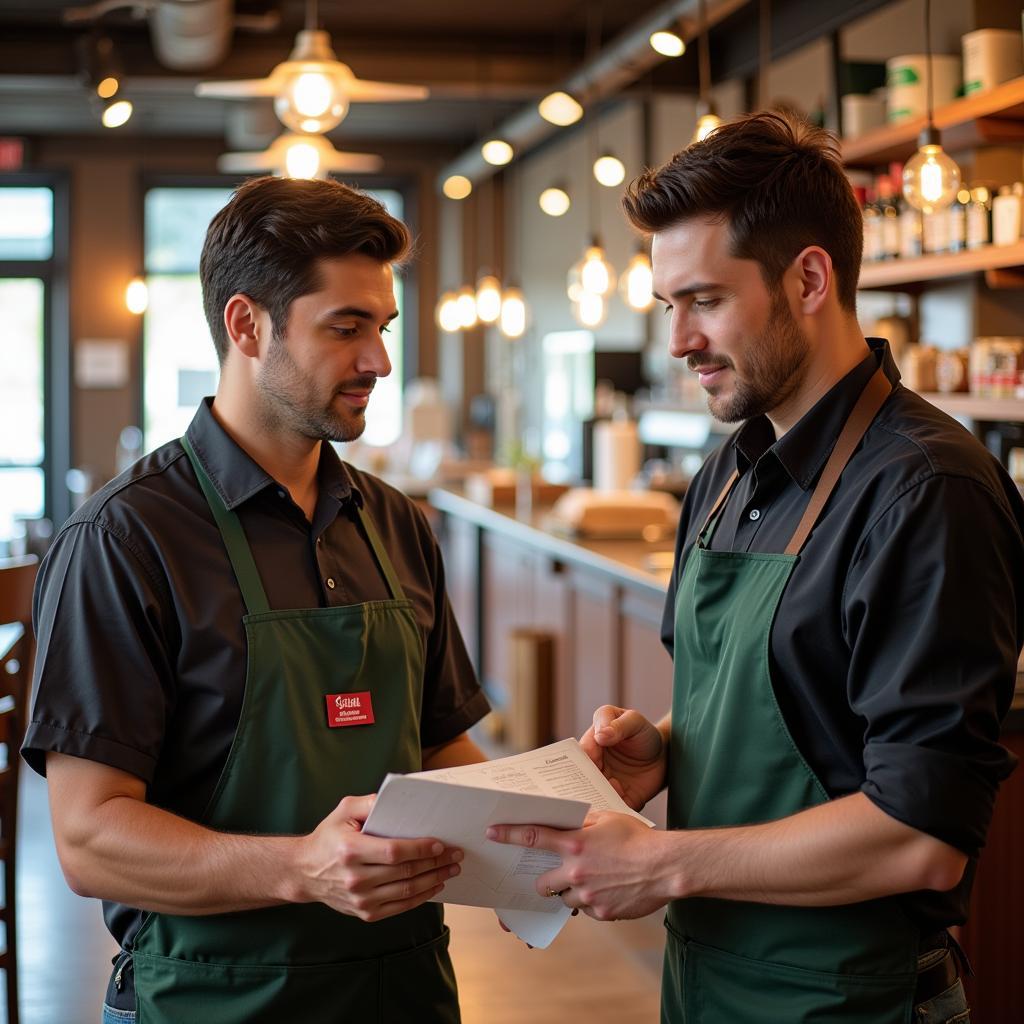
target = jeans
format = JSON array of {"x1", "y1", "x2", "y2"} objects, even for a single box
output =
[
  {"x1": 913, "y1": 946, "x2": 971, "y2": 1023},
  {"x1": 101, "y1": 1005, "x2": 135, "y2": 1024}
]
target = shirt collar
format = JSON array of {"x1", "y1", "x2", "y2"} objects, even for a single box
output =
[
  {"x1": 183, "y1": 398, "x2": 362, "y2": 511},
  {"x1": 732, "y1": 337, "x2": 900, "y2": 491}
]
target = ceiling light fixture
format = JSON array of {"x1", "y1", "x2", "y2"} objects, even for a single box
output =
[
  {"x1": 593, "y1": 153, "x2": 626, "y2": 188},
  {"x1": 691, "y1": 0, "x2": 721, "y2": 144},
  {"x1": 475, "y1": 274, "x2": 503, "y2": 324},
  {"x1": 901, "y1": 0, "x2": 961, "y2": 212},
  {"x1": 538, "y1": 90, "x2": 584, "y2": 126},
  {"x1": 217, "y1": 132, "x2": 383, "y2": 179},
  {"x1": 455, "y1": 285, "x2": 479, "y2": 329},
  {"x1": 539, "y1": 186, "x2": 571, "y2": 217},
  {"x1": 499, "y1": 286, "x2": 528, "y2": 339},
  {"x1": 574, "y1": 290, "x2": 607, "y2": 329},
  {"x1": 436, "y1": 291, "x2": 461, "y2": 333},
  {"x1": 481, "y1": 139, "x2": 514, "y2": 166},
  {"x1": 443, "y1": 175, "x2": 473, "y2": 200},
  {"x1": 125, "y1": 276, "x2": 148, "y2": 315},
  {"x1": 650, "y1": 30, "x2": 685, "y2": 58},
  {"x1": 196, "y1": 0, "x2": 427, "y2": 135},
  {"x1": 101, "y1": 98, "x2": 133, "y2": 128},
  {"x1": 621, "y1": 248, "x2": 655, "y2": 312}
]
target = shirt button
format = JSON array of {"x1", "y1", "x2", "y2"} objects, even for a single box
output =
[
  {"x1": 326, "y1": 577, "x2": 336, "y2": 589},
  {"x1": 277, "y1": 488, "x2": 286, "y2": 499},
  {"x1": 748, "y1": 509, "x2": 761, "y2": 521}
]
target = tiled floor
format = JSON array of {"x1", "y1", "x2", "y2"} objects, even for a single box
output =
[{"x1": 9, "y1": 770, "x2": 663, "y2": 1024}]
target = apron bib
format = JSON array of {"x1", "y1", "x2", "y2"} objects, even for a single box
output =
[
  {"x1": 130, "y1": 436, "x2": 460, "y2": 1024},
  {"x1": 662, "y1": 370, "x2": 921, "y2": 1024}
]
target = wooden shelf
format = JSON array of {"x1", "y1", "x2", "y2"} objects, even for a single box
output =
[
  {"x1": 858, "y1": 242, "x2": 1024, "y2": 289},
  {"x1": 842, "y1": 75, "x2": 1024, "y2": 167},
  {"x1": 917, "y1": 392, "x2": 1024, "y2": 422}
]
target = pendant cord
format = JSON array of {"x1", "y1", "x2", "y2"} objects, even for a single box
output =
[
  {"x1": 306, "y1": 0, "x2": 317, "y2": 32},
  {"x1": 698, "y1": 0, "x2": 711, "y2": 105},
  {"x1": 759, "y1": 0, "x2": 771, "y2": 109},
  {"x1": 924, "y1": 0, "x2": 934, "y2": 127}
]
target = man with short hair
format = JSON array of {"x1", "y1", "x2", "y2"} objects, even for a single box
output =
[
  {"x1": 489, "y1": 112, "x2": 1024, "y2": 1022},
  {"x1": 25, "y1": 176, "x2": 489, "y2": 1023}
]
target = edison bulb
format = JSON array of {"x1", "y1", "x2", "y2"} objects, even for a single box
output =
[
  {"x1": 580, "y1": 245, "x2": 616, "y2": 296},
  {"x1": 573, "y1": 291, "x2": 606, "y2": 328},
  {"x1": 455, "y1": 286, "x2": 478, "y2": 329},
  {"x1": 274, "y1": 70, "x2": 348, "y2": 134},
  {"x1": 284, "y1": 138, "x2": 322, "y2": 179},
  {"x1": 499, "y1": 287, "x2": 527, "y2": 339},
  {"x1": 903, "y1": 143, "x2": 961, "y2": 213},
  {"x1": 692, "y1": 112, "x2": 722, "y2": 144},
  {"x1": 593, "y1": 154, "x2": 626, "y2": 187},
  {"x1": 475, "y1": 275, "x2": 502, "y2": 324},
  {"x1": 621, "y1": 251, "x2": 655, "y2": 312},
  {"x1": 436, "y1": 292, "x2": 461, "y2": 333},
  {"x1": 539, "y1": 187, "x2": 571, "y2": 217}
]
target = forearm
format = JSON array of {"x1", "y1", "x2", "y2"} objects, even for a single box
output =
[
  {"x1": 670, "y1": 792, "x2": 967, "y2": 906},
  {"x1": 421, "y1": 731, "x2": 487, "y2": 770},
  {"x1": 54, "y1": 791, "x2": 303, "y2": 915}
]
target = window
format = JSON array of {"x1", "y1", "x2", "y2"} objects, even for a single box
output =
[
  {"x1": 0, "y1": 186, "x2": 54, "y2": 543},
  {"x1": 142, "y1": 183, "x2": 407, "y2": 453}
]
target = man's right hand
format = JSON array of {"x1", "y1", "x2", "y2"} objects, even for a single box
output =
[
  {"x1": 296, "y1": 794, "x2": 463, "y2": 922},
  {"x1": 580, "y1": 706, "x2": 668, "y2": 811}
]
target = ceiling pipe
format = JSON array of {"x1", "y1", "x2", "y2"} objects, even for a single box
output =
[{"x1": 437, "y1": 0, "x2": 747, "y2": 193}]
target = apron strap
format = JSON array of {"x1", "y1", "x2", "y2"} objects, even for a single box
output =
[
  {"x1": 784, "y1": 368, "x2": 892, "y2": 556},
  {"x1": 354, "y1": 502, "x2": 408, "y2": 602},
  {"x1": 696, "y1": 470, "x2": 740, "y2": 549},
  {"x1": 181, "y1": 434, "x2": 271, "y2": 616}
]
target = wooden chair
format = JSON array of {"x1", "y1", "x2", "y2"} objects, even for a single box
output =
[{"x1": 0, "y1": 555, "x2": 38, "y2": 1024}]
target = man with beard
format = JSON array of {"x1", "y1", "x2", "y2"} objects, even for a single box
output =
[
  {"x1": 488, "y1": 112, "x2": 1024, "y2": 1022},
  {"x1": 24, "y1": 177, "x2": 489, "y2": 1024}
]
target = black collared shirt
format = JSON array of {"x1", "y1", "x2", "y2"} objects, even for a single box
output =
[
  {"x1": 24, "y1": 398, "x2": 489, "y2": 952},
  {"x1": 661, "y1": 339, "x2": 1024, "y2": 931}
]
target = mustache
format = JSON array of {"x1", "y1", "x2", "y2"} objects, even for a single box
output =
[
  {"x1": 334, "y1": 375, "x2": 378, "y2": 394},
  {"x1": 687, "y1": 355, "x2": 733, "y2": 372}
]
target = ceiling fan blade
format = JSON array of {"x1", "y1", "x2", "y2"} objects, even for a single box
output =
[
  {"x1": 344, "y1": 79, "x2": 429, "y2": 102},
  {"x1": 217, "y1": 150, "x2": 276, "y2": 172},
  {"x1": 196, "y1": 78, "x2": 279, "y2": 99},
  {"x1": 324, "y1": 151, "x2": 385, "y2": 172}
]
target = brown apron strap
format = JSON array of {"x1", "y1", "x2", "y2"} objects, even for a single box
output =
[
  {"x1": 697, "y1": 470, "x2": 739, "y2": 547},
  {"x1": 784, "y1": 368, "x2": 892, "y2": 556}
]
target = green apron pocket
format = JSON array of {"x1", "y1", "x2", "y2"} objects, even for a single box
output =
[
  {"x1": 664, "y1": 922, "x2": 915, "y2": 1024},
  {"x1": 133, "y1": 950, "x2": 380, "y2": 1024},
  {"x1": 380, "y1": 926, "x2": 461, "y2": 1024}
]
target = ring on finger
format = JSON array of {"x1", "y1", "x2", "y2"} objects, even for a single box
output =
[{"x1": 545, "y1": 886, "x2": 569, "y2": 899}]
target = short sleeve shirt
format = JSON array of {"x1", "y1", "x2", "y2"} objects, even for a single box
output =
[
  {"x1": 661, "y1": 339, "x2": 1024, "y2": 932},
  {"x1": 23, "y1": 398, "x2": 489, "y2": 951}
]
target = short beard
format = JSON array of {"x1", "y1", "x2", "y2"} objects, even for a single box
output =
[
  {"x1": 255, "y1": 332, "x2": 371, "y2": 443},
  {"x1": 699, "y1": 289, "x2": 810, "y2": 423}
]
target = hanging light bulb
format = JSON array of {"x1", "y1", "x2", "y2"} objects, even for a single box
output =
[
  {"x1": 283, "y1": 136, "x2": 323, "y2": 179},
  {"x1": 902, "y1": 0, "x2": 961, "y2": 213},
  {"x1": 475, "y1": 274, "x2": 502, "y2": 324},
  {"x1": 692, "y1": 111, "x2": 722, "y2": 144},
  {"x1": 97, "y1": 76, "x2": 119, "y2": 100},
  {"x1": 125, "y1": 276, "x2": 148, "y2": 315},
  {"x1": 455, "y1": 285, "x2": 478, "y2": 329},
  {"x1": 620, "y1": 250, "x2": 655, "y2": 312},
  {"x1": 539, "y1": 187, "x2": 571, "y2": 217},
  {"x1": 481, "y1": 139, "x2": 514, "y2": 166},
  {"x1": 538, "y1": 91, "x2": 583, "y2": 126},
  {"x1": 566, "y1": 262, "x2": 584, "y2": 302},
  {"x1": 902, "y1": 128, "x2": 961, "y2": 212},
  {"x1": 650, "y1": 30, "x2": 685, "y2": 58},
  {"x1": 436, "y1": 291, "x2": 461, "y2": 333},
  {"x1": 275, "y1": 69, "x2": 349, "y2": 134},
  {"x1": 101, "y1": 98, "x2": 133, "y2": 128},
  {"x1": 573, "y1": 291, "x2": 606, "y2": 328},
  {"x1": 577, "y1": 239, "x2": 616, "y2": 296},
  {"x1": 443, "y1": 175, "x2": 472, "y2": 200},
  {"x1": 499, "y1": 286, "x2": 528, "y2": 339},
  {"x1": 593, "y1": 154, "x2": 626, "y2": 187}
]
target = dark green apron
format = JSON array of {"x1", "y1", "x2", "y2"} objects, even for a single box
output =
[
  {"x1": 663, "y1": 370, "x2": 921, "y2": 1024},
  {"x1": 129, "y1": 436, "x2": 460, "y2": 1023}
]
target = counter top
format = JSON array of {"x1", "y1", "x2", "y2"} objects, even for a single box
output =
[{"x1": 429, "y1": 487, "x2": 673, "y2": 600}]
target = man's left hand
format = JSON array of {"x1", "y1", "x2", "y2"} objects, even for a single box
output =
[{"x1": 486, "y1": 812, "x2": 675, "y2": 921}]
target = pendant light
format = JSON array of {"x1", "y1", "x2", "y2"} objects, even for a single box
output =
[
  {"x1": 435, "y1": 291, "x2": 461, "y2": 333},
  {"x1": 691, "y1": 0, "x2": 721, "y2": 144},
  {"x1": 500, "y1": 168, "x2": 530, "y2": 339},
  {"x1": 901, "y1": 0, "x2": 961, "y2": 212},
  {"x1": 620, "y1": 247, "x2": 655, "y2": 312}
]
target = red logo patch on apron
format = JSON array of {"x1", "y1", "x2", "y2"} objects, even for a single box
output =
[{"x1": 325, "y1": 691, "x2": 375, "y2": 728}]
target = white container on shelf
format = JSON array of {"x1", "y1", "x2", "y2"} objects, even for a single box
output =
[
  {"x1": 992, "y1": 185, "x2": 1023, "y2": 246},
  {"x1": 886, "y1": 54, "x2": 961, "y2": 123},
  {"x1": 962, "y1": 29, "x2": 1023, "y2": 95},
  {"x1": 593, "y1": 419, "x2": 640, "y2": 492},
  {"x1": 842, "y1": 93, "x2": 887, "y2": 138}
]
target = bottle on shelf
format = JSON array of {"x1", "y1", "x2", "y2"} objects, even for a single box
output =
[
  {"x1": 923, "y1": 204, "x2": 949, "y2": 255},
  {"x1": 947, "y1": 188, "x2": 970, "y2": 253},
  {"x1": 863, "y1": 184, "x2": 882, "y2": 262},
  {"x1": 876, "y1": 175, "x2": 900, "y2": 260},
  {"x1": 967, "y1": 186, "x2": 992, "y2": 250},
  {"x1": 992, "y1": 182, "x2": 1023, "y2": 246}
]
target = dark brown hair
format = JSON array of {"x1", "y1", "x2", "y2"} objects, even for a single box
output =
[
  {"x1": 200, "y1": 176, "x2": 411, "y2": 362},
  {"x1": 622, "y1": 111, "x2": 862, "y2": 311}
]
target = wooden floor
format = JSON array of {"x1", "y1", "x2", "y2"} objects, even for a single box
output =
[{"x1": 8, "y1": 770, "x2": 663, "y2": 1024}]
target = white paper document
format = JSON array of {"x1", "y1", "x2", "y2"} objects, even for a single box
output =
[{"x1": 362, "y1": 738, "x2": 653, "y2": 948}]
